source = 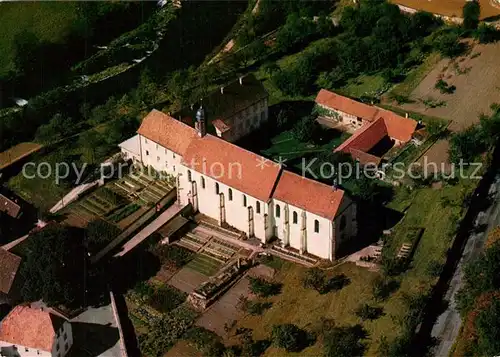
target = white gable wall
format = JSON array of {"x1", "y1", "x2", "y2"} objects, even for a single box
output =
[
  {"x1": 271, "y1": 199, "x2": 334, "y2": 260},
  {"x1": 139, "y1": 135, "x2": 183, "y2": 176}
]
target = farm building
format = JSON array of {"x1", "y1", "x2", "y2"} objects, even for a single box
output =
[{"x1": 315, "y1": 89, "x2": 417, "y2": 165}]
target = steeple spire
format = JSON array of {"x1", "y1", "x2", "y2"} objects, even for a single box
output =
[{"x1": 195, "y1": 104, "x2": 206, "y2": 137}]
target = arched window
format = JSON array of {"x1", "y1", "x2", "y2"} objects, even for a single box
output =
[
  {"x1": 276, "y1": 204, "x2": 280, "y2": 218},
  {"x1": 340, "y1": 215, "x2": 346, "y2": 231},
  {"x1": 314, "y1": 220, "x2": 319, "y2": 233},
  {"x1": 201, "y1": 176, "x2": 205, "y2": 189},
  {"x1": 187, "y1": 170, "x2": 192, "y2": 182},
  {"x1": 293, "y1": 211, "x2": 298, "y2": 224},
  {"x1": 256, "y1": 201, "x2": 261, "y2": 214},
  {"x1": 215, "y1": 182, "x2": 220, "y2": 195},
  {"x1": 228, "y1": 188, "x2": 233, "y2": 201},
  {"x1": 243, "y1": 194, "x2": 247, "y2": 207}
]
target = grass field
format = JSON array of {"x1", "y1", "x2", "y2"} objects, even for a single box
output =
[
  {"x1": 340, "y1": 74, "x2": 388, "y2": 99},
  {"x1": 0, "y1": 2, "x2": 78, "y2": 77},
  {"x1": 232, "y1": 174, "x2": 476, "y2": 356},
  {"x1": 261, "y1": 129, "x2": 350, "y2": 171}
]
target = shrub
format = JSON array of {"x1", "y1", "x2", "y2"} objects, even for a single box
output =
[
  {"x1": 184, "y1": 326, "x2": 226, "y2": 357},
  {"x1": 303, "y1": 269, "x2": 350, "y2": 294},
  {"x1": 382, "y1": 257, "x2": 406, "y2": 276},
  {"x1": 354, "y1": 304, "x2": 384, "y2": 321},
  {"x1": 426, "y1": 260, "x2": 444, "y2": 277},
  {"x1": 147, "y1": 285, "x2": 187, "y2": 314},
  {"x1": 85, "y1": 218, "x2": 120, "y2": 252},
  {"x1": 323, "y1": 325, "x2": 367, "y2": 357},
  {"x1": 292, "y1": 115, "x2": 316, "y2": 143},
  {"x1": 248, "y1": 277, "x2": 282, "y2": 297},
  {"x1": 151, "y1": 244, "x2": 194, "y2": 267},
  {"x1": 271, "y1": 324, "x2": 311, "y2": 352},
  {"x1": 434, "y1": 79, "x2": 456, "y2": 94},
  {"x1": 372, "y1": 277, "x2": 400, "y2": 301}
]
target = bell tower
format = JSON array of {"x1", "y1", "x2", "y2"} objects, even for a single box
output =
[{"x1": 195, "y1": 105, "x2": 206, "y2": 137}]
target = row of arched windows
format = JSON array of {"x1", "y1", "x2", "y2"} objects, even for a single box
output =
[
  {"x1": 189, "y1": 171, "x2": 342, "y2": 234},
  {"x1": 275, "y1": 204, "x2": 321, "y2": 233}
]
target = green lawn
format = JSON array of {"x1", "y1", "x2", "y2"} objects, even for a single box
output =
[
  {"x1": 233, "y1": 173, "x2": 477, "y2": 356},
  {"x1": 186, "y1": 254, "x2": 223, "y2": 276},
  {"x1": 261, "y1": 129, "x2": 350, "y2": 171},
  {"x1": 339, "y1": 74, "x2": 388, "y2": 99},
  {"x1": 0, "y1": 2, "x2": 78, "y2": 77},
  {"x1": 388, "y1": 52, "x2": 441, "y2": 99}
]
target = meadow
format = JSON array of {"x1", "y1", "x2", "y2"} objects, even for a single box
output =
[{"x1": 0, "y1": 2, "x2": 79, "y2": 77}]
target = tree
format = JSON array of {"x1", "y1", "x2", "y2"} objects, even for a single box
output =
[
  {"x1": 13, "y1": 30, "x2": 42, "y2": 75},
  {"x1": 35, "y1": 113, "x2": 76, "y2": 144},
  {"x1": 463, "y1": 1, "x2": 480, "y2": 30},
  {"x1": 323, "y1": 325, "x2": 367, "y2": 357},
  {"x1": 292, "y1": 115, "x2": 316, "y2": 142},
  {"x1": 475, "y1": 299, "x2": 500, "y2": 355},
  {"x1": 85, "y1": 219, "x2": 120, "y2": 253},
  {"x1": 79, "y1": 130, "x2": 108, "y2": 165},
  {"x1": 457, "y1": 244, "x2": 500, "y2": 313},
  {"x1": 354, "y1": 304, "x2": 384, "y2": 320},
  {"x1": 20, "y1": 225, "x2": 87, "y2": 307},
  {"x1": 474, "y1": 23, "x2": 498, "y2": 43},
  {"x1": 271, "y1": 324, "x2": 309, "y2": 352},
  {"x1": 248, "y1": 277, "x2": 282, "y2": 297},
  {"x1": 448, "y1": 125, "x2": 485, "y2": 163},
  {"x1": 433, "y1": 32, "x2": 465, "y2": 57}
]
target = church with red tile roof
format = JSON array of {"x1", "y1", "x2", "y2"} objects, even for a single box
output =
[{"x1": 119, "y1": 86, "x2": 358, "y2": 260}]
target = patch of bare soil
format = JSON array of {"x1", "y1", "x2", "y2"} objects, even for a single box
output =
[{"x1": 398, "y1": 41, "x2": 500, "y2": 131}]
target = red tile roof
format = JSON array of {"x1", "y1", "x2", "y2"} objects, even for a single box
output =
[
  {"x1": 336, "y1": 118, "x2": 388, "y2": 153},
  {"x1": 0, "y1": 248, "x2": 21, "y2": 294},
  {"x1": 377, "y1": 109, "x2": 418, "y2": 142},
  {"x1": 348, "y1": 149, "x2": 382, "y2": 166},
  {"x1": 212, "y1": 119, "x2": 231, "y2": 133},
  {"x1": 315, "y1": 89, "x2": 379, "y2": 121},
  {"x1": 273, "y1": 171, "x2": 345, "y2": 221},
  {"x1": 182, "y1": 134, "x2": 281, "y2": 202},
  {"x1": 315, "y1": 89, "x2": 417, "y2": 142},
  {"x1": 0, "y1": 306, "x2": 64, "y2": 352},
  {"x1": 137, "y1": 110, "x2": 198, "y2": 155},
  {"x1": 0, "y1": 194, "x2": 21, "y2": 219}
]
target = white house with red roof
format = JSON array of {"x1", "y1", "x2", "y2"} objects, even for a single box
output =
[
  {"x1": 0, "y1": 306, "x2": 73, "y2": 357},
  {"x1": 121, "y1": 106, "x2": 357, "y2": 260},
  {"x1": 315, "y1": 89, "x2": 418, "y2": 165}
]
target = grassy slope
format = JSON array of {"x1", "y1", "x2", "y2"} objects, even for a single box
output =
[
  {"x1": 234, "y1": 176, "x2": 476, "y2": 356},
  {"x1": 388, "y1": 52, "x2": 441, "y2": 99},
  {"x1": 0, "y1": 2, "x2": 78, "y2": 77}
]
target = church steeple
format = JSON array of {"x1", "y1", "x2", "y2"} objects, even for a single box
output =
[{"x1": 195, "y1": 105, "x2": 206, "y2": 137}]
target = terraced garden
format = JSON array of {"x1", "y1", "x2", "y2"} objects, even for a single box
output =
[
  {"x1": 64, "y1": 171, "x2": 175, "y2": 229},
  {"x1": 175, "y1": 225, "x2": 242, "y2": 277}
]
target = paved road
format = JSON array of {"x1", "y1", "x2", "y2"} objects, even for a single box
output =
[{"x1": 431, "y1": 173, "x2": 500, "y2": 356}]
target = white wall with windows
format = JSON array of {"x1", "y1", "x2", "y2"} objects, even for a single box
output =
[
  {"x1": 178, "y1": 166, "x2": 271, "y2": 240},
  {"x1": 139, "y1": 135, "x2": 183, "y2": 176}
]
